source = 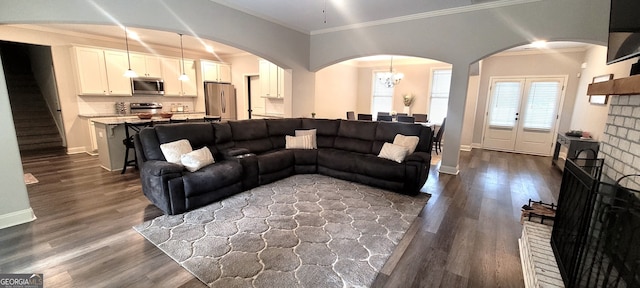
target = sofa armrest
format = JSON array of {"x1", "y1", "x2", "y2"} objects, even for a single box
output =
[{"x1": 142, "y1": 160, "x2": 185, "y2": 176}]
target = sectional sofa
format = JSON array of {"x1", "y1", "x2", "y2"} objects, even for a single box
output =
[{"x1": 135, "y1": 118, "x2": 433, "y2": 215}]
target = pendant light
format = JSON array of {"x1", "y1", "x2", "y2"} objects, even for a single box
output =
[
  {"x1": 123, "y1": 27, "x2": 138, "y2": 78},
  {"x1": 377, "y1": 56, "x2": 403, "y2": 88},
  {"x1": 178, "y1": 33, "x2": 189, "y2": 81}
]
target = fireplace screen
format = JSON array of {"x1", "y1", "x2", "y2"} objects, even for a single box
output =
[{"x1": 552, "y1": 157, "x2": 640, "y2": 287}]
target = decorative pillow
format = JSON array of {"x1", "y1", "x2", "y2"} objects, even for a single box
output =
[
  {"x1": 295, "y1": 129, "x2": 317, "y2": 149},
  {"x1": 285, "y1": 134, "x2": 314, "y2": 149},
  {"x1": 393, "y1": 134, "x2": 420, "y2": 154},
  {"x1": 160, "y1": 139, "x2": 192, "y2": 164},
  {"x1": 181, "y1": 147, "x2": 215, "y2": 172},
  {"x1": 378, "y1": 142, "x2": 409, "y2": 163}
]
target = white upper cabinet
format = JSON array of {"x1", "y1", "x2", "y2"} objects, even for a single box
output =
[
  {"x1": 161, "y1": 57, "x2": 197, "y2": 97},
  {"x1": 201, "y1": 60, "x2": 231, "y2": 83},
  {"x1": 259, "y1": 60, "x2": 284, "y2": 98},
  {"x1": 130, "y1": 53, "x2": 162, "y2": 78},
  {"x1": 73, "y1": 47, "x2": 132, "y2": 96},
  {"x1": 73, "y1": 47, "x2": 108, "y2": 95}
]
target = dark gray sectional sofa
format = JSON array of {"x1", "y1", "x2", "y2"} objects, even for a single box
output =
[{"x1": 135, "y1": 118, "x2": 433, "y2": 215}]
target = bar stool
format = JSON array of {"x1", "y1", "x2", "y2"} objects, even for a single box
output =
[{"x1": 122, "y1": 121, "x2": 153, "y2": 174}]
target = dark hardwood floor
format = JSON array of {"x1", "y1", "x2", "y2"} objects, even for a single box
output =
[{"x1": 1, "y1": 149, "x2": 562, "y2": 287}]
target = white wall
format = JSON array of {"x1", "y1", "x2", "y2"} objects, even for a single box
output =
[
  {"x1": 228, "y1": 54, "x2": 261, "y2": 120},
  {"x1": 314, "y1": 62, "x2": 358, "y2": 119},
  {"x1": 0, "y1": 56, "x2": 36, "y2": 229},
  {"x1": 569, "y1": 46, "x2": 635, "y2": 141}
]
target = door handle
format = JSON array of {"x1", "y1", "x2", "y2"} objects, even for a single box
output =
[
  {"x1": 515, "y1": 118, "x2": 519, "y2": 120},
  {"x1": 221, "y1": 90, "x2": 226, "y2": 113}
]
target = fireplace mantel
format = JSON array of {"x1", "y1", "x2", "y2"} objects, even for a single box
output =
[{"x1": 587, "y1": 75, "x2": 640, "y2": 96}]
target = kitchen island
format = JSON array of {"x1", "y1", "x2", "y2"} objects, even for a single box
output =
[{"x1": 90, "y1": 113, "x2": 208, "y2": 171}]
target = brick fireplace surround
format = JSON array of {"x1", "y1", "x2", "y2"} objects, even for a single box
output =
[{"x1": 599, "y1": 94, "x2": 640, "y2": 189}]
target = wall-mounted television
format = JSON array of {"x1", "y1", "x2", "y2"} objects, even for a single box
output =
[{"x1": 606, "y1": 0, "x2": 640, "y2": 68}]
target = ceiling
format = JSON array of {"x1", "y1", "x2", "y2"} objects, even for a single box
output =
[
  {"x1": 11, "y1": 0, "x2": 591, "y2": 62},
  {"x1": 209, "y1": 0, "x2": 506, "y2": 34}
]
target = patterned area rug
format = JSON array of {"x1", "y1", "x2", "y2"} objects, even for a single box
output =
[
  {"x1": 134, "y1": 174, "x2": 429, "y2": 287},
  {"x1": 24, "y1": 173, "x2": 39, "y2": 185}
]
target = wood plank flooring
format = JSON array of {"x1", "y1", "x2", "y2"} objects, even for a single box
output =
[{"x1": 1, "y1": 149, "x2": 562, "y2": 287}]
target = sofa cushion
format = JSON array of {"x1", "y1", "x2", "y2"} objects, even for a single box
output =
[
  {"x1": 285, "y1": 135, "x2": 314, "y2": 149},
  {"x1": 335, "y1": 120, "x2": 378, "y2": 154},
  {"x1": 229, "y1": 120, "x2": 273, "y2": 154},
  {"x1": 160, "y1": 139, "x2": 192, "y2": 164},
  {"x1": 301, "y1": 119, "x2": 339, "y2": 148},
  {"x1": 393, "y1": 134, "x2": 420, "y2": 154},
  {"x1": 181, "y1": 147, "x2": 215, "y2": 172},
  {"x1": 295, "y1": 129, "x2": 317, "y2": 149},
  {"x1": 373, "y1": 122, "x2": 424, "y2": 154},
  {"x1": 378, "y1": 142, "x2": 409, "y2": 163},
  {"x1": 317, "y1": 149, "x2": 360, "y2": 173},
  {"x1": 155, "y1": 123, "x2": 215, "y2": 149},
  {"x1": 181, "y1": 160, "x2": 243, "y2": 198},
  {"x1": 212, "y1": 122, "x2": 234, "y2": 151},
  {"x1": 138, "y1": 128, "x2": 164, "y2": 161},
  {"x1": 357, "y1": 154, "x2": 407, "y2": 182},
  {"x1": 266, "y1": 118, "x2": 303, "y2": 149},
  {"x1": 293, "y1": 149, "x2": 318, "y2": 165},
  {"x1": 257, "y1": 150, "x2": 295, "y2": 174}
]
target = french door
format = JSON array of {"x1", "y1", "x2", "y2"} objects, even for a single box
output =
[{"x1": 482, "y1": 76, "x2": 565, "y2": 156}]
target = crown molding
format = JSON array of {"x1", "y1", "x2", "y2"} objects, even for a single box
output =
[{"x1": 311, "y1": 0, "x2": 541, "y2": 35}]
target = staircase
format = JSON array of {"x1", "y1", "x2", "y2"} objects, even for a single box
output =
[{"x1": 1, "y1": 42, "x2": 64, "y2": 154}]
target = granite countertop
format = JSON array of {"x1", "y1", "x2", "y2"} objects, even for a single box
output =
[
  {"x1": 78, "y1": 111, "x2": 206, "y2": 118},
  {"x1": 90, "y1": 113, "x2": 213, "y2": 125},
  {"x1": 252, "y1": 113, "x2": 285, "y2": 118}
]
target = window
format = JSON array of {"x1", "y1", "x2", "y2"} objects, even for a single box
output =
[
  {"x1": 488, "y1": 81, "x2": 522, "y2": 128},
  {"x1": 522, "y1": 81, "x2": 560, "y2": 131},
  {"x1": 429, "y1": 69, "x2": 452, "y2": 124},
  {"x1": 371, "y1": 71, "x2": 394, "y2": 119}
]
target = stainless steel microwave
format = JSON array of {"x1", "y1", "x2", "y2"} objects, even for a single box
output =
[{"x1": 131, "y1": 77, "x2": 164, "y2": 95}]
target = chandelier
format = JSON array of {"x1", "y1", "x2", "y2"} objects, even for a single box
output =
[{"x1": 378, "y1": 56, "x2": 404, "y2": 88}]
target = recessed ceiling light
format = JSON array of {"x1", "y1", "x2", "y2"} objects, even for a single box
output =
[
  {"x1": 531, "y1": 40, "x2": 547, "y2": 48},
  {"x1": 205, "y1": 45, "x2": 214, "y2": 53}
]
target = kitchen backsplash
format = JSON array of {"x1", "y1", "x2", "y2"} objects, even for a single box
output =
[
  {"x1": 598, "y1": 94, "x2": 640, "y2": 190},
  {"x1": 78, "y1": 96, "x2": 197, "y2": 115}
]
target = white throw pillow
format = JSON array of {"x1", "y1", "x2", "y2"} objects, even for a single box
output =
[
  {"x1": 378, "y1": 142, "x2": 409, "y2": 163},
  {"x1": 160, "y1": 139, "x2": 193, "y2": 164},
  {"x1": 393, "y1": 134, "x2": 420, "y2": 154},
  {"x1": 285, "y1": 134, "x2": 314, "y2": 149},
  {"x1": 295, "y1": 129, "x2": 317, "y2": 149},
  {"x1": 181, "y1": 147, "x2": 215, "y2": 172}
]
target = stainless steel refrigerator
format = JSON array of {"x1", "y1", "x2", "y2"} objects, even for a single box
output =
[{"x1": 204, "y1": 82, "x2": 237, "y2": 120}]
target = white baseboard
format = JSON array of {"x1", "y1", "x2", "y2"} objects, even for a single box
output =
[
  {"x1": 66, "y1": 146, "x2": 87, "y2": 155},
  {"x1": 438, "y1": 165, "x2": 459, "y2": 175},
  {"x1": 471, "y1": 143, "x2": 482, "y2": 149},
  {"x1": 0, "y1": 208, "x2": 36, "y2": 230},
  {"x1": 460, "y1": 145, "x2": 472, "y2": 152}
]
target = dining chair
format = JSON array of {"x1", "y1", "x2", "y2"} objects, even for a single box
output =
[
  {"x1": 357, "y1": 113, "x2": 373, "y2": 121},
  {"x1": 432, "y1": 117, "x2": 446, "y2": 154},
  {"x1": 346, "y1": 111, "x2": 355, "y2": 120},
  {"x1": 377, "y1": 111, "x2": 390, "y2": 117},
  {"x1": 396, "y1": 113, "x2": 408, "y2": 116},
  {"x1": 413, "y1": 113, "x2": 428, "y2": 123},
  {"x1": 397, "y1": 115, "x2": 415, "y2": 123},
  {"x1": 122, "y1": 121, "x2": 154, "y2": 174},
  {"x1": 377, "y1": 115, "x2": 393, "y2": 121}
]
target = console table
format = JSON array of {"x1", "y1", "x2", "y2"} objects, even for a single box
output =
[{"x1": 551, "y1": 133, "x2": 599, "y2": 171}]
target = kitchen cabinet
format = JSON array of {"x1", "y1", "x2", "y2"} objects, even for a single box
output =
[
  {"x1": 161, "y1": 57, "x2": 197, "y2": 97},
  {"x1": 259, "y1": 60, "x2": 284, "y2": 98},
  {"x1": 130, "y1": 53, "x2": 162, "y2": 78},
  {"x1": 73, "y1": 47, "x2": 132, "y2": 96},
  {"x1": 201, "y1": 60, "x2": 231, "y2": 83},
  {"x1": 103, "y1": 50, "x2": 134, "y2": 95}
]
